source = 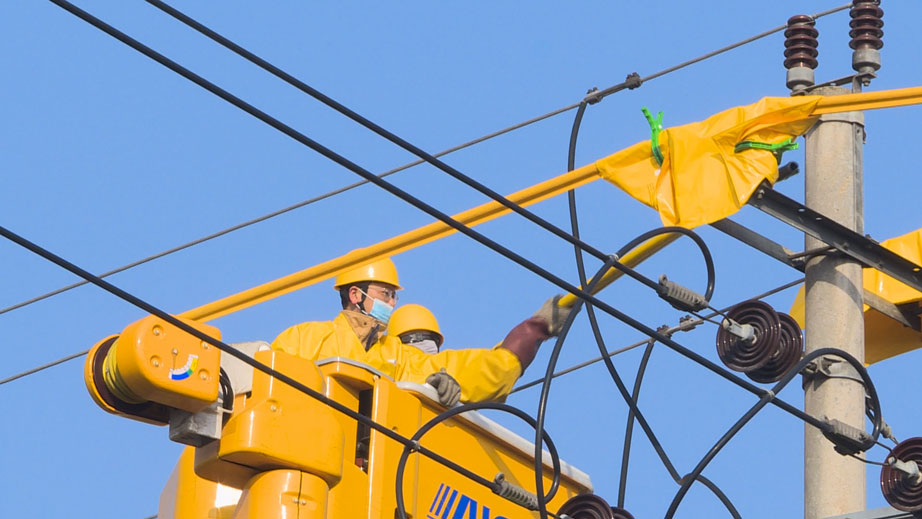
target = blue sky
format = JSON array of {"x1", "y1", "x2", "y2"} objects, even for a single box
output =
[{"x1": 2, "y1": 1, "x2": 921, "y2": 518}]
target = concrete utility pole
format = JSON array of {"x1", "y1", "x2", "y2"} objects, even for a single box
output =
[{"x1": 803, "y1": 85, "x2": 866, "y2": 519}]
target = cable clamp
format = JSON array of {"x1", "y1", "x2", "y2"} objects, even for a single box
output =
[
  {"x1": 408, "y1": 440, "x2": 420, "y2": 452},
  {"x1": 492, "y1": 473, "x2": 539, "y2": 510},
  {"x1": 887, "y1": 456, "x2": 922, "y2": 486},
  {"x1": 734, "y1": 137, "x2": 799, "y2": 165},
  {"x1": 720, "y1": 318, "x2": 756, "y2": 344},
  {"x1": 641, "y1": 107, "x2": 665, "y2": 166},
  {"x1": 625, "y1": 72, "x2": 642, "y2": 90},
  {"x1": 822, "y1": 417, "x2": 874, "y2": 455},
  {"x1": 657, "y1": 274, "x2": 708, "y2": 312},
  {"x1": 802, "y1": 356, "x2": 864, "y2": 390},
  {"x1": 584, "y1": 87, "x2": 602, "y2": 105}
]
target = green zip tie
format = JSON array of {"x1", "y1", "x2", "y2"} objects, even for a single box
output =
[
  {"x1": 641, "y1": 107, "x2": 664, "y2": 166},
  {"x1": 734, "y1": 137, "x2": 799, "y2": 164}
]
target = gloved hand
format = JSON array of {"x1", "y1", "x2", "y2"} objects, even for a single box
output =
[
  {"x1": 532, "y1": 295, "x2": 576, "y2": 336},
  {"x1": 426, "y1": 369, "x2": 461, "y2": 407}
]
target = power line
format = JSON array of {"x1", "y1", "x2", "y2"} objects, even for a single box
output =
[
  {"x1": 14, "y1": 2, "x2": 835, "y2": 434},
  {"x1": 0, "y1": 2, "x2": 851, "y2": 320},
  {"x1": 510, "y1": 277, "x2": 805, "y2": 394},
  {"x1": 0, "y1": 349, "x2": 89, "y2": 386}
]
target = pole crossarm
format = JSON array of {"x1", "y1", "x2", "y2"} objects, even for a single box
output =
[{"x1": 747, "y1": 182, "x2": 922, "y2": 294}]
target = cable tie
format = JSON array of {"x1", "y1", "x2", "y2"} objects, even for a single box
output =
[{"x1": 641, "y1": 107, "x2": 665, "y2": 166}]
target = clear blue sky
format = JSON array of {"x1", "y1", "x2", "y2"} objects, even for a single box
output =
[{"x1": 2, "y1": 1, "x2": 921, "y2": 518}]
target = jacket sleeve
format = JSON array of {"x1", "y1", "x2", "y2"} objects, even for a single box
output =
[{"x1": 394, "y1": 342, "x2": 523, "y2": 403}]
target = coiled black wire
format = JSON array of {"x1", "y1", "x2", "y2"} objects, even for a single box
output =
[
  {"x1": 394, "y1": 401, "x2": 562, "y2": 519},
  {"x1": 664, "y1": 347, "x2": 883, "y2": 519},
  {"x1": 563, "y1": 97, "x2": 733, "y2": 517}
]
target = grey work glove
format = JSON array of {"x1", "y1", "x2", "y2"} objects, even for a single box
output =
[
  {"x1": 532, "y1": 295, "x2": 576, "y2": 336},
  {"x1": 426, "y1": 369, "x2": 461, "y2": 407}
]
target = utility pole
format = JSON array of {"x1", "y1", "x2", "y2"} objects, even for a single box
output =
[{"x1": 802, "y1": 84, "x2": 866, "y2": 519}]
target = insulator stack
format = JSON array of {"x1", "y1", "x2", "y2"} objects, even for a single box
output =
[
  {"x1": 716, "y1": 301, "x2": 804, "y2": 383},
  {"x1": 881, "y1": 437, "x2": 922, "y2": 512},
  {"x1": 850, "y1": 1, "x2": 884, "y2": 83},
  {"x1": 557, "y1": 493, "x2": 633, "y2": 519},
  {"x1": 784, "y1": 15, "x2": 819, "y2": 93}
]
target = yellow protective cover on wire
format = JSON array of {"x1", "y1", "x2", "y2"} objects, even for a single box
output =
[
  {"x1": 596, "y1": 95, "x2": 822, "y2": 228},
  {"x1": 271, "y1": 312, "x2": 521, "y2": 402},
  {"x1": 789, "y1": 228, "x2": 922, "y2": 364}
]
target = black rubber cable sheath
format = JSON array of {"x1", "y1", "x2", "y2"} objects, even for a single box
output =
[
  {"x1": 49, "y1": 0, "x2": 829, "y2": 433},
  {"x1": 394, "y1": 401, "x2": 562, "y2": 519},
  {"x1": 664, "y1": 347, "x2": 883, "y2": 519},
  {"x1": 533, "y1": 256, "x2": 615, "y2": 518},
  {"x1": 144, "y1": 0, "x2": 664, "y2": 295},
  {"x1": 617, "y1": 340, "x2": 655, "y2": 507},
  {"x1": 564, "y1": 95, "x2": 729, "y2": 516},
  {"x1": 616, "y1": 339, "x2": 742, "y2": 519}
]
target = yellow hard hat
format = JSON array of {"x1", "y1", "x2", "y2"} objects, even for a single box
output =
[
  {"x1": 333, "y1": 257, "x2": 401, "y2": 290},
  {"x1": 387, "y1": 304, "x2": 443, "y2": 346}
]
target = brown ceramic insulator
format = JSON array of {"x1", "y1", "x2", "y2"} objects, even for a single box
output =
[
  {"x1": 849, "y1": 3, "x2": 884, "y2": 50},
  {"x1": 746, "y1": 312, "x2": 804, "y2": 384},
  {"x1": 784, "y1": 15, "x2": 819, "y2": 69},
  {"x1": 557, "y1": 494, "x2": 621, "y2": 519},
  {"x1": 716, "y1": 301, "x2": 781, "y2": 373},
  {"x1": 881, "y1": 437, "x2": 922, "y2": 512}
]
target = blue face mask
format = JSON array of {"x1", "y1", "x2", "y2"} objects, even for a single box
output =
[{"x1": 359, "y1": 289, "x2": 395, "y2": 323}]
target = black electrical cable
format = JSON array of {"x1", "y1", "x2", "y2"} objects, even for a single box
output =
[
  {"x1": 0, "y1": 223, "x2": 514, "y2": 500},
  {"x1": 3, "y1": 2, "x2": 852, "y2": 322},
  {"x1": 617, "y1": 340, "x2": 655, "y2": 507},
  {"x1": 615, "y1": 339, "x2": 742, "y2": 519},
  {"x1": 394, "y1": 401, "x2": 562, "y2": 519},
  {"x1": 533, "y1": 256, "x2": 616, "y2": 519},
  {"x1": 562, "y1": 101, "x2": 736, "y2": 518},
  {"x1": 509, "y1": 278, "x2": 805, "y2": 394},
  {"x1": 143, "y1": 0, "x2": 665, "y2": 297},
  {"x1": 664, "y1": 347, "x2": 883, "y2": 519},
  {"x1": 50, "y1": 0, "x2": 831, "y2": 437},
  {"x1": 613, "y1": 226, "x2": 717, "y2": 302}
]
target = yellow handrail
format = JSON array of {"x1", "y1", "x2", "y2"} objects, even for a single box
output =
[{"x1": 814, "y1": 85, "x2": 922, "y2": 114}]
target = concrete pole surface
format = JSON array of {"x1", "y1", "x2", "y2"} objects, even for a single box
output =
[{"x1": 803, "y1": 85, "x2": 866, "y2": 519}]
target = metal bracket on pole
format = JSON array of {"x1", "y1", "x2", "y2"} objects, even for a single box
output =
[
  {"x1": 747, "y1": 182, "x2": 922, "y2": 294},
  {"x1": 710, "y1": 218, "x2": 921, "y2": 332},
  {"x1": 802, "y1": 355, "x2": 864, "y2": 390}
]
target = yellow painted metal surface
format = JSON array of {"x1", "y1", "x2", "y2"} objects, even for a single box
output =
[
  {"x1": 160, "y1": 357, "x2": 592, "y2": 518},
  {"x1": 218, "y1": 350, "x2": 345, "y2": 485},
  {"x1": 108, "y1": 315, "x2": 221, "y2": 413},
  {"x1": 158, "y1": 446, "x2": 238, "y2": 519},
  {"x1": 789, "y1": 227, "x2": 922, "y2": 364}
]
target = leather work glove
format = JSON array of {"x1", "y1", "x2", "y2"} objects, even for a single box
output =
[
  {"x1": 532, "y1": 295, "x2": 576, "y2": 336},
  {"x1": 426, "y1": 369, "x2": 461, "y2": 407}
]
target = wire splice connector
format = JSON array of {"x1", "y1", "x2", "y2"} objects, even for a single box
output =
[
  {"x1": 492, "y1": 473, "x2": 539, "y2": 510},
  {"x1": 822, "y1": 418, "x2": 874, "y2": 455},
  {"x1": 657, "y1": 274, "x2": 708, "y2": 312}
]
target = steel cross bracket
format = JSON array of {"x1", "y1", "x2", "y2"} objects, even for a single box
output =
[{"x1": 747, "y1": 182, "x2": 922, "y2": 294}]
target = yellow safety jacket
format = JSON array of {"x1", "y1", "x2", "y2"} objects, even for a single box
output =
[{"x1": 271, "y1": 311, "x2": 522, "y2": 402}]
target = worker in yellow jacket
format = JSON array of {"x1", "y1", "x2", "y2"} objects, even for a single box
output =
[{"x1": 271, "y1": 258, "x2": 573, "y2": 404}]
